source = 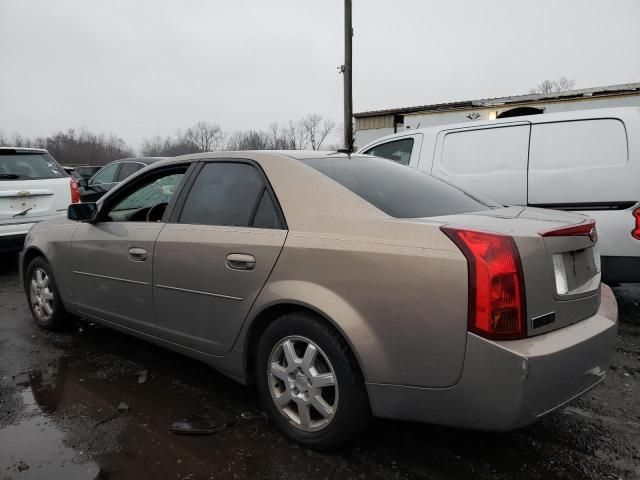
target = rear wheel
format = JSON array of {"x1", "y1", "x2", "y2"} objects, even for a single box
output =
[
  {"x1": 255, "y1": 312, "x2": 371, "y2": 450},
  {"x1": 26, "y1": 257, "x2": 71, "y2": 331}
]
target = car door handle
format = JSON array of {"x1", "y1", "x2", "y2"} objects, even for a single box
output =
[
  {"x1": 128, "y1": 247, "x2": 147, "y2": 262},
  {"x1": 226, "y1": 253, "x2": 256, "y2": 270}
]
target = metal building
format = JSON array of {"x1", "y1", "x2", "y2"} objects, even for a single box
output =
[{"x1": 354, "y1": 82, "x2": 640, "y2": 148}]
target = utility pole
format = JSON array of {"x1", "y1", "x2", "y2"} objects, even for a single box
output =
[{"x1": 343, "y1": 0, "x2": 353, "y2": 151}]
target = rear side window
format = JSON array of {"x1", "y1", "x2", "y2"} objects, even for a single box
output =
[
  {"x1": 303, "y1": 156, "x2": 497, "y2": 218},
  {"x1": 364, "y1": 138, "x2": 414, "y2": 166},
  {"x1": 530, "y1": 119, "x2": 628, "y2": 169},
  {"x1": 179, "y1": 162, "x2": 283, "y2": 229},
  {"x1": 441, "y1": 126, "x2": 529, "y2": 174},
  {"x1": 0, "y1": 151, "x2": 66, "y2": 180},
  {"x1": 116, "y1": 162, "x2": 142, "y2": 181},
  {"x1": 91, "y1": 163, "x2": 119, "y2": 185}
]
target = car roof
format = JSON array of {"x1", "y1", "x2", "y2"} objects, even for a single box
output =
[
  {"x1": 112, "y1": 157, "x2": 166, "y2": 165},
  {"x1": 96, "y1": 157, "x2": 167, "y2": 169},
  {"x1": 147, "y1": 150, "x2": 369, "y2": 168},
  {"x1": 0, "y1": 147, "x2": 49, "y2": 154}
]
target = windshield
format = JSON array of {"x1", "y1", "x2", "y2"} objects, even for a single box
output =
[
  {"x1": 0, "y1": 151, "x2": 67, "y2": 180},
  {"x1": 302, "y1": 156, "x2": 499, "y2": 218}
]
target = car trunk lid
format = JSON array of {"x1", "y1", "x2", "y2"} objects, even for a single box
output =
[{"x1": 429, "y1": 206, "x2": 601, "y2": 336}]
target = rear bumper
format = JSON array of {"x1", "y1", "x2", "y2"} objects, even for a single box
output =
[
  {"x1": 366, "y1": 284, "x2": 618, "y2": 431},
  {"x1": 602, "y1": 256, "x2": 640, "y2": 283}
]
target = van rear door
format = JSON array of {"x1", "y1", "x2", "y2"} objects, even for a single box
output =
[{"x1": 431, "y1": 122, "x2": 530, "y2": 206}]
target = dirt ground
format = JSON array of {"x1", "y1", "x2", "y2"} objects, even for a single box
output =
[{"x1": 1, "y1": 253, "x2": 638, "y2": 480}]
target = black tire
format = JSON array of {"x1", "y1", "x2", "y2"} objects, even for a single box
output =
[
  {"x1": 255, "y1": 311, "x2": 371, "y2": 451},
  {"x1": 25, "y1": 256, "x2": 71, "y2": 331}
]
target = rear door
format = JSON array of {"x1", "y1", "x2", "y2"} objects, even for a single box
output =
[
  {"x1": 153, "y1": 160, "x2": 287, "y2": 355},
  {"x1": 431, "y1": 123, "x2": 530, "y2": 205},
  {"x1": 0, "y1": 150, "x2": 71, "y2": 224}
]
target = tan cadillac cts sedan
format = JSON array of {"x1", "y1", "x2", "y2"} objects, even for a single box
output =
[{"x1": 21, "y1": 151, "x2": 617, "y2": 450}]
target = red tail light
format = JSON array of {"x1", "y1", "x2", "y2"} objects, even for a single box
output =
[
  {"x1": 633, "y1": 208, "x2": 640, "y2": 240},
  {"x1": 70, "y1": 179, "x2": 80, "y2": 204},
  {"x1": 539, "y1": 219, "x2": 595, "y2": 238},
  {"x1": 442, "y1": 227, "x2": 527, "y2": 340}
]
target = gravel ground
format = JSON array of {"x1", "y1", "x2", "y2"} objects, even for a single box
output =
[{"x1": 0, "y1": 253, "x2": 638, "y2": 480}]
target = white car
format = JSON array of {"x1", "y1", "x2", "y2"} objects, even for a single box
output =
[
  {"x1": 0, "y1": 147, "x2": 80, "y2": 252},
  {"x1": 358, "y1": 107, "x2": 640, "y2": 283}
]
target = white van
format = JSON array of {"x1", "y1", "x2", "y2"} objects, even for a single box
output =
[
  {"x1": 358, "y1": 107, "x2": 640, "y2": 283},
  {"x1": 0, "y1": 147, "x2": 80, "y2": 252}
]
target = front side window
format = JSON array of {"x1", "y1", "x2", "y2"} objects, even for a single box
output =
[
  {"x1": 364, "y1": 138, "x2": 414, "y2": 166},
  {"x1": 112, "y1": 173, "x2": 184, "y2": 212},
  {"x1": 179, "y1": 162, "x2": 282, "y2": 229},
  {"x1": 91, "y1": 163, "x2": 119, "y2": 185},
  {"x1": 303, "y1": 156, "x2": 497, "y2": 218},
  {"x1": 0, "y1": 152, "x2": 66, "y2": 180}
]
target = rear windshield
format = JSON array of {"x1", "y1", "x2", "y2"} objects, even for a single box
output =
[
  {"x1": 0, "y1": 151, "x2": 66, "y2": 180},
  {"x1": 302, "y1": 156, "x2": 498, "y2": 218}
]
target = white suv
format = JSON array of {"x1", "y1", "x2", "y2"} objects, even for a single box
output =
[{"x1": 0, "y1": 147, "x2": 80, "y2": 252}]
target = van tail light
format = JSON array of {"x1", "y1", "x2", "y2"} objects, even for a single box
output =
[
  {"x1": 70, "y1": 179, "x2": 80, "y2": 204},
  {"x1": 539, "y1": 219, "x2": 595, "y2": 238},
  {"x1": 633, "y1": 208, "x2": 640, "y2": 240},
  {"x1": 441, "y1": 227, "x2": 527, "y2": 340}
]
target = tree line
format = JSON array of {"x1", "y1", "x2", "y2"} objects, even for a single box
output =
[{"x1": 0, "y1": 113, "x2": 338, "y2": 166}]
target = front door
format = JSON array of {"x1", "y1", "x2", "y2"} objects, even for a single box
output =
[
  {"x1": 70, "y1": 166, "x2": 188, "y2": 334},
  {"x1": 153, "y1": 161, "x2": 287, "y2": 355}
]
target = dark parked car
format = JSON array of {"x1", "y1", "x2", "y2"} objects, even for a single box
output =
[
  {"x1": 74, "y1": 165, "x2": 101, "y2": 179},
  {"x1": 78, "y1": 157, "x2": 164, "y2": 202},
  {"x1": 62, "y1": 166, "x2": 83, "y2": 180}
]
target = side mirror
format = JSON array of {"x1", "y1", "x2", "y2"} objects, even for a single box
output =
[
  {"x1": 77, "y1": 177, "x2": 89, "y2": 188},
  {"x1": 68, "y1": 202, "x2": 98, "y2": 222}
]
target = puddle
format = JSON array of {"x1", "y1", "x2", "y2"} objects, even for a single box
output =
[{"x1": 0, "y1": 387, "x2": 101, "y2": 479}]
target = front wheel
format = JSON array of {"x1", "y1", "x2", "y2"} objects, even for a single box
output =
[
  {"x1": 255, "y1": 312, "x2": 371, "y2": 450},
  {"x1": 25, "y1": 257, "x2": 71, "y2": 331}
]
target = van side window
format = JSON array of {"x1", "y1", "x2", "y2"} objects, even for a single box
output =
[
  {"x1": 364, "y1": 138, "x2": 414, "y2": 166},
  {"x1": 440, "y1": 126, "x2": 530, "y2": 174},
  {"x1": 530, "y1": 119, "x2": 628, "y2": 169}
]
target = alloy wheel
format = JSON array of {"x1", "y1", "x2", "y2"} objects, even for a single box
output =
[
  {"x1": 267, "y1": 335, "x2": 338, "y2": 432},
  {"x1": 30, "y1": 268, "x2": 54, "y2": 322}
]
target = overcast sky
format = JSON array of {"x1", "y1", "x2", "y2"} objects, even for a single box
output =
[{"x1": 1, "y1": 0, "x2": 639, "y2": 150}]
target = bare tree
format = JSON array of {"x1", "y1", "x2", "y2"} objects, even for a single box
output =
[
  {"x1": 141, "y1": 132, "x2": 200, "y2": 156},
  {"x1": 184, "y1": 121, "x2": 225, "y2": 152},
  {"x1": 529, "y1": 76, "x2": 576, "y2": 94},
  {"x1": 0, "y1": 130, "x2": 7, "y2": 147},
  {"x1": 301, "y1": 114, "x2": 336, "y2": 150},
  {"x1": 284, "y1": 120, "x2": 308, "y2": 150},
  {"x1": 226, "y1": 130, "x2": 271, "y2": 150}
]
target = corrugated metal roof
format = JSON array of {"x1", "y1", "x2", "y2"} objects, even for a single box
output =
[{"x1": 354, "y1": 82, "x2": 640, "y2": 118}]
